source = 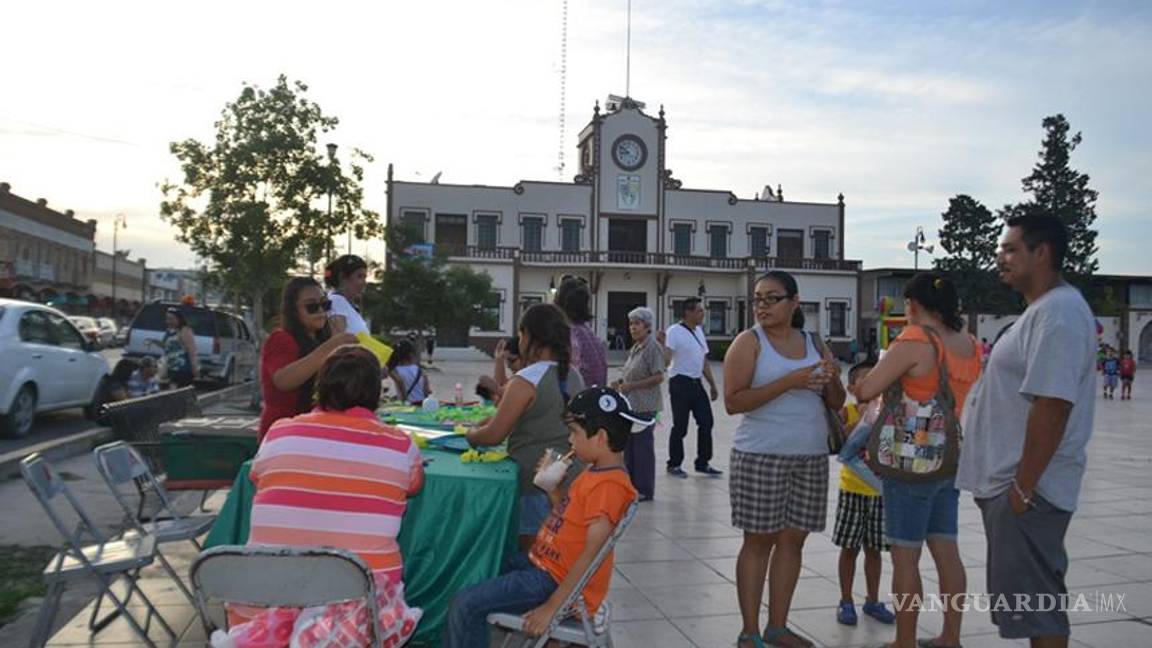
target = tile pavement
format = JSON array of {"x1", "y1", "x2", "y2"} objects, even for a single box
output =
[{"x1": 27, "y1": 359, "x2": 1152, "y2": 647}]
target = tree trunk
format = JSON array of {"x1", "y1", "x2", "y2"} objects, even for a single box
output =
[{"x1": 252, "y1": 289, "x2": 265, "y2": 340}]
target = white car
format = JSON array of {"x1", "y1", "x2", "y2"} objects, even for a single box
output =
[
  {"x1": 0, "y1": 299, "x2": 110, "y2": 438},
  {"x1": 69, "y1": 316, "x2": 103, "y2": 347},
  {"x1": 96, "y1": 317, "x2": 118, "y2": 347}
]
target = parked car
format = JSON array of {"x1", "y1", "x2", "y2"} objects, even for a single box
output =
[
  {"x1": 69, "y1": 316, "x2": 103, "y2": 347},
  {"x1": 122, "y1": 301, "x2": 257, "y2": 387},
  {"x1": 113, "y1": 325, "x2": 129, "y2": 347},
  {"x1": 0, "y1": 299, "x2": 110, "y2": 438},
  {"x1": 96, "y1": 317, "x2": 119, "y2": 347}
]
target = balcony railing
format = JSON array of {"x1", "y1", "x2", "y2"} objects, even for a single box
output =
[{"x1": 446, "y1": 246, "x2": 862, "y2": 272}]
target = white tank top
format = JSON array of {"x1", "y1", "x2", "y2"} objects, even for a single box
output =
[
  {"x1": 733, "y1": 327, "x2": 828, "y2": 455},
  {"x1": 394, "y1": 364, "x2": 427, "y2": 403}
]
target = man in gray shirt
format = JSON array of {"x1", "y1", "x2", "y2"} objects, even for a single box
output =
[{"x1": 957, "y1": 213, "x2": 1096, "y2": 648}]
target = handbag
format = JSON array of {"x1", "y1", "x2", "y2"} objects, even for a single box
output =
[
  {"x1": 808, "y1": 333, "x2": 847, "y2": 454},
  {"x1": 864, "y1": 326, "x2": 963, "y2": 483}
]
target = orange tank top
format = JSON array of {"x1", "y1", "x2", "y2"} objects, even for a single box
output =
[{"x1": 894, "y1": 325, "x2": 982, "y2": 414}]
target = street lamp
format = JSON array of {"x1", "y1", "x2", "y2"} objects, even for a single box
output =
[
  {"x1": 111, "y1": 213, "x2": 127, "y2": 317},
  {"x1": 907, "y1": 226, "x2": 934, "y2": 270}
]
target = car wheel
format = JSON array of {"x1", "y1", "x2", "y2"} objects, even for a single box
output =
[
  {"x1": 1, "y1": 385, "x2": 37, "y2": 438},
  {"x1": 83, "y1": 376, "x2": 108, "y2": 422}
]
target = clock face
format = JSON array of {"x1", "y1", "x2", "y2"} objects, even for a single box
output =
[{"x1": 612, "y1": 135, "x2": 647, "y2": 171}]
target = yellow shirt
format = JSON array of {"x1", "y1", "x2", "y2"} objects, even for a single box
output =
[{"x1": 838, "y1": 402, "x2": 879, "y2": 496}]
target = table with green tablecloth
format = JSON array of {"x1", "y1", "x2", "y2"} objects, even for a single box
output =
[{"x1": 203, "y1": 448, "x2": 518, "y2": 647}]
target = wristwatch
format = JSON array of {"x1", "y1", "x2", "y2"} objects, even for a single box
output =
[{"x1": 1012, "y1": 479, "x2": 1034, "y2": 508}]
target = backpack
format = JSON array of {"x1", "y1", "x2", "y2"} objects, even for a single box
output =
[{"x1": 865, "y1": 326, "x2": 962, "y2": 483}]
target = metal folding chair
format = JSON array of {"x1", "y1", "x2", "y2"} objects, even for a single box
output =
[
  {"x1": 190, "y1": 545, "x2": 385, "y2": 648},
  {"x1": 487, "y1": 499, "x2": 640, "y2": 648},
  {"x1": 20, "y1": 453, "x2": 179, "y2": 648}
]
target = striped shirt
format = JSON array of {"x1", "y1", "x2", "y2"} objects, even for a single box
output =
[{"x1": 248, "y1": 407, "x2": 425, "y2": 583}]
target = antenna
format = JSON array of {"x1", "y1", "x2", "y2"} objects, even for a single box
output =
[
  {"x1": 626, "y1": 0, "x2": 632, "y2": 97},
  {"x1": 556, "y1": 0, "x2": 568, "y2": 180}
]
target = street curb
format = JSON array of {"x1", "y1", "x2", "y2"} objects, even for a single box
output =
[{"x1": 0, "y1": 382, "x2": 254, "y2": 481}]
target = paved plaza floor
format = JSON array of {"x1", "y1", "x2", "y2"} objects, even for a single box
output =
[{"x1": 8, "y1": 357, "x2": 1150, "y2": 647}]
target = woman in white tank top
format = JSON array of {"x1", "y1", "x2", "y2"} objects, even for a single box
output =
[{"x1": 723, "y1": 271, "x2": 845, "y2": 648}]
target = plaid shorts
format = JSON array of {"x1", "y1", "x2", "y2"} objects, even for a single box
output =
[
  {"x1": 730, "y1": 450, "x2": 828, "y2": 534},
  {"x1": 832, "y1": 490, "x2": 889, "y2": 551}
]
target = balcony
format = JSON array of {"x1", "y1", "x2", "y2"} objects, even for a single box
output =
[{"x1": 445, "y1": 246, "x2": 862, "y2": 272}]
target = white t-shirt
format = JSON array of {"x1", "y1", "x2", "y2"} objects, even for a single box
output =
[
  {"x1": 327, "y1": 292, "x2": 368, "y2": 335},
  {"x1": 664, "y1": 322, "x2": 709, "y2": 379},
  {"x1": 956, "y1": 283, "x2": 1096, "y2": 511}
]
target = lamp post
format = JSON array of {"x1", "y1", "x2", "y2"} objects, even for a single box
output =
[
  {"x1": 111, "y1": 213, "x2": 127, "y2": 318},
  {"x1": 326, "y1": 142, "x2": 338, "y2": 260},
  {"x1": 907, "y1": 226, "x2": 934, "y2": 270}
]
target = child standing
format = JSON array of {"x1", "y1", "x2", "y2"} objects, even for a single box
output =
[
  {"x1": 388, "y1": 340, "x2": 431, "y2": 405},
  {"x1": 1120, "y1": 350, "x2": 1137, "y2": 400},
  {"x1": 446, "y1": 387, "x2": 646, "y2": 647},
  {"x1": 1102, "y1": 348, "x2": 1120, "y2": 399},
  {"x1": 832, "y1": 362, "x2": 895, "y2": 626}
]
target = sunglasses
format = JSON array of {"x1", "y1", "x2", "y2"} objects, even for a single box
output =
[
  {"x1": 752, "y1": 294, "x2": 790, "y2": 307},
  {"x1": 301, "y1": 299, "x2": 333, "y2": 314}
]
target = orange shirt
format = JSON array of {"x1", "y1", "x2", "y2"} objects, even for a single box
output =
[
  {"x1": 894, "y1": 325, "x2": 982, "y2": 414},
  {"x1": 529, "y1": 466, "x2": 636, "y2": 614}
]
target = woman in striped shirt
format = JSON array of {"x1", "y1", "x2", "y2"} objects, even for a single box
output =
[{"x1": 224, "y1": 345, "x2": 424, "y2": 647}]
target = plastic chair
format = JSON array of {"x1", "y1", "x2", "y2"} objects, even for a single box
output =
[
  {"x1": 190, "y1": 545, "x2": 385, "y2": 648},
  {"x1": 20, "y1": 453, "x2": 179, "y2": 648},
  {"x1": 487, "y1": 499, "x2": 639, "y2": 648}
]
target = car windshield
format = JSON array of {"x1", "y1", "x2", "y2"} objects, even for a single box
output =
[{"x1": 130, "y1": 304, "x2": 216, "y2": 337}]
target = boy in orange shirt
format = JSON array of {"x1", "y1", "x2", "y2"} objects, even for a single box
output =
[{"x1": 445, "y1": 387, "x2": 645, "y2": 647}]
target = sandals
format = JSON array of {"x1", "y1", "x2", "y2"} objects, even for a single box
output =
[
  {"x1": 737, "y1": 634, "x2": 767, "y2": 648},
  {"x1": 763, "y1": 626, "x2": 814, "y2": 647}
]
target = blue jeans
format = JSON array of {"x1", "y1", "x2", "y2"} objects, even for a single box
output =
[
  {"x1": 519, "y1": 493, "x2": 552, "y2": 536},
  {"x1": 882, "y1": 477, "x2": 959, "y2": 547},
  {"x1": 445, "y1": 553, "x2": 558, "y2": 648}
]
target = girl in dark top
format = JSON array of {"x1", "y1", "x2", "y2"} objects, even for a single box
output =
[{"x1": 258, "y1": 276, "x2": 356, "y2": 441}]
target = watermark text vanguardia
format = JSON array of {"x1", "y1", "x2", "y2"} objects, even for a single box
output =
[{"x1": 891, "y1": 591, "x2": 1127, "y2": 613}]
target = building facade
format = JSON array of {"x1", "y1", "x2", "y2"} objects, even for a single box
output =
[
  {"x1": 147, "y1": 268, "x2": 204, "y2": 303},
  {"x1": 92, "y1": 251, "x2": 147, "y2": 323},
  {"x1": 0, "y1": 182, "x2": 97, "y2": 306},
  {"x1": 387, "y1": 97, "x2": 861, "y2": 353}
]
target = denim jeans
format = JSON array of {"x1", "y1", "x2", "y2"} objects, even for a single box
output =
[{"x1": 445, "y1": 553, "x2": 558, "y2": 648}]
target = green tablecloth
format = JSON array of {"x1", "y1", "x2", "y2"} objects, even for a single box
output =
[{"x1": 203, "y1": 449, "x2": 519, "y2": 647}]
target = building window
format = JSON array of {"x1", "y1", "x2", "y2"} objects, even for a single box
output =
[
  {"x1": 560, "y1": 219, "x2": 581, "y2": 252},
  {"x1": 1130, "y1": 284, "x2": 1152, "y2": 308},
  {"x1": 400, "y1": 210, "x2": 427, "y2": 242},
  {"x1": 476, "y1": 215, "x2": 498, "y2": 250},
  {"x1": 750, "y1": 226, "x2": 770, "y2": 259},
  {"x1": 672, "y1": 223, "x2": 692, "y2": 255},
  {"x1": 877, "y1": 276, "x2": 906, "y2": 314},
  {"x1": 813, "y1": 230, "x2": 831, "y2": 259},
  {"x1": 707, "y1": 301, "x2": 727, "y2": 335},
  {"x1": 801, "y1": 302, "x2": 820, "y2": 335},
  {"x1": 779, "y1": 229, "x2": 804, "y2": 258},
  {"x1": 708, "y1": 225, "x2": 727, "y2": 258},
  {"x1": 522, "y1": 217, "x2": 544, "y2": 252},
  {"x1": 829, "y1": 302, "x2": 847, "y2": 337},
  {"x1": 479, "y1": 292, "x2": 502, "y2": 331}
]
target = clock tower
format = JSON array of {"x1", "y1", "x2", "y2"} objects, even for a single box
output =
[{"x1": 577, "y1": 95, "x2": 664, "y2": 221}]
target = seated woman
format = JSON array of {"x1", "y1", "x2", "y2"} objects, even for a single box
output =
[
  {"x1": 220, "y1": 346, "x2": 425, "y2": 648},
  {"x1": 467, "y1": 304, "x2": 585, "y2": 549}
]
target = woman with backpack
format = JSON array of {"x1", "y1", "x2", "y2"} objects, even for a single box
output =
[{"x1": 854, "y1": 272, "x2": 982, "y2": 648}]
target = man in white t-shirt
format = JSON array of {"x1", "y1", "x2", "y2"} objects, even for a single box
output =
[
  {"x1": 957, "y1": 213, "x2": 1096, "y2": 646},
  {"x1": 660, "y1": 298, "x2": 721, "y2": 478}
]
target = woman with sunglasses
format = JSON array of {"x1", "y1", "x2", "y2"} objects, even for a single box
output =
[
  {"x1": 325, "y1": 254, "x2": 370, "y2": 335},
  {"x1": 258, "y1": 276, "x2": 357, "y2": 442}
]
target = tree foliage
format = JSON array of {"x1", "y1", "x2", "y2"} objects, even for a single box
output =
[
  {"x1": 934, "y1": 195, "x2": 1016, "y2": 313},
  {"x1": 1001, "y1": 114, "x2": 1100, "y2": 283},
  {"x1": 159, "y1": 75, "x2": 380, "y2": 330},
  {"x1": 365, "y1": 227, "x2": 499, "y2": 335}
]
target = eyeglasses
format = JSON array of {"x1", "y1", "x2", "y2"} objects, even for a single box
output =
[
  {"x1": 301, "y1": 299, "x2": 333, "y2": 314},
  {"x1": 752, "y1": 295, "x2": 790, "y2": 307}
]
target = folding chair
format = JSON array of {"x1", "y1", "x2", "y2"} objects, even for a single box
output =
[
  {"x1": 190, "y1": 545, "x2": 385, "y2": 648},
  {"x1": 487, "y1": 499, "x2": 640, "y2": 648},
  {"x1": 20, "y1": 453, "x2": 179, "y2": 648}
]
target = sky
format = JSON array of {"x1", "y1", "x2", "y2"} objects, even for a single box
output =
[{"x1": 2, "y1": 0, "x2": 1149, "y2": 274}]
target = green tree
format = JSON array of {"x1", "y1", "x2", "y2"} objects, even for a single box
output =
[
  {"x1": 159, "y1": 75, "x2": 380, "y2": 331},
  {"x1": 365, "y1": 227, "x2": 499, "y2": 337},
  {"x1": 933, "y1": 194, "x2": 1016, "y2": 312},
  {"x1": 1004, "y1": 114, "x2": 1100, "y2": 282}
]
